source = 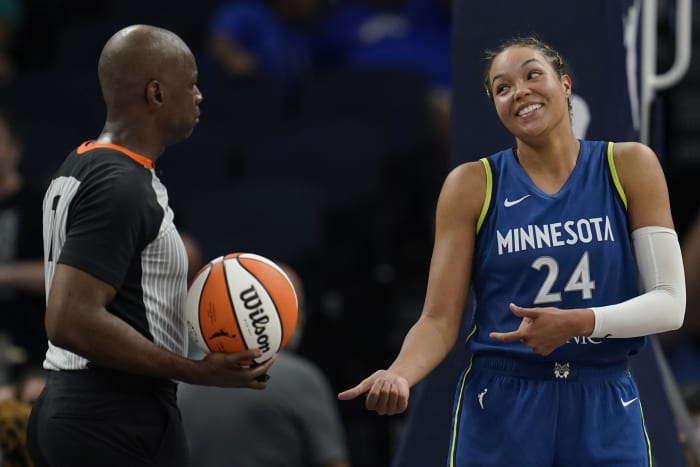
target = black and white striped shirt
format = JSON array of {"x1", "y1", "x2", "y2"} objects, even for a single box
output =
[{"x1": 42, "y1": 141, "x2": 188, "y2": 371}]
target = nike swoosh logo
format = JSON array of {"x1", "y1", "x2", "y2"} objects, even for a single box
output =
[
  {"x1": 504, "y1": 195, "x2": 531, "y2": 207},
  {"x1": 621, "y1": 397, "x2": 638, "y2": 407}
]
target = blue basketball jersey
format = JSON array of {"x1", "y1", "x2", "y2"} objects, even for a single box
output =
[{"x1": 469, "y1": 140, "x2": 644, "y2": 363}]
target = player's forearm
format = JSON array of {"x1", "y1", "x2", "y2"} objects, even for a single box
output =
[
  {"x1": 388, "y1": 315, "x2": 458, "y2": 387},
  {"x1": 590, "y1": 227, "x2": 685, "y2": 338}
]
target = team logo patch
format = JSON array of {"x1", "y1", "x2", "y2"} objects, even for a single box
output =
[{"x1": 553, "y1": 362, "x2": 570, "y2": 379}]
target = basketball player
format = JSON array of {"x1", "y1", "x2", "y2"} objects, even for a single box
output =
[
  {"x1": 338, "y1": 36, "x2": 686, "y2": 466},
  {"x1": 26, "y1": 25, "x2": 274, "y2": 467}
]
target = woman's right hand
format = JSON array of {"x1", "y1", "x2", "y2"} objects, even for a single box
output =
[{"x1": 338, "y1": 369, "x2": 410, "y2": 415}]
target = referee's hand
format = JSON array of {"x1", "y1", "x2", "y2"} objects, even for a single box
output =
[{"x1": 196, "y1": 349, "x2": 276, "y2": 389}]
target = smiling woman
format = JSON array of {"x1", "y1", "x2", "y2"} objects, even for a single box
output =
[{"x1": 338, "y1": 35, "x2": 685, "y2": 467}]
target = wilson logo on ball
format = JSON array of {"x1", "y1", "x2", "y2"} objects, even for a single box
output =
[
  {"x1": 239, "y1": 284, "x2": 273, "y2": 353},
  {"x1": 185, "y1": 252, "x2": 298, "y2": 363}
]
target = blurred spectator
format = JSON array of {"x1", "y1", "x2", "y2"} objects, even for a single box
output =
[
  {"x1": 13, "y1": 365, "x2": 45, "y2": 406},
  {"x1": 178, "y1": 264, "x2": 351, "y2": 467},
  {"x1": 205, "y1": 0, "x2": 320, "y2": 89},
  {"x1": 314, "y1": 0, "x2": 450, "y2": 87},
  {"x1": 180, "y1": 231, "x2": 205, "y2": 285},
  {"x1": 0, "y1": 363, "x2": 40, "y2": 467},
  {"x1": 0, "y1": 397, "x2": 32, "y2": 467},
  {"x1": 314, "y1": 0, "x2": 451, "y2": 146},
  {"x1": 0, "y1": 365, "x2": 44, "y2": 466},
  {"x1": 0, "y1": 109, "x2": 45, "y2": 372}
]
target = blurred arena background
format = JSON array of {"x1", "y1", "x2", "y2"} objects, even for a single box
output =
[{"x1": 0, "y1": 0, "x2": 699, "y2": 465}]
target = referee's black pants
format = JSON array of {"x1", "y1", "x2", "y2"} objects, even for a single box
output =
[{"x1": 27, "y1": 368, "x2": 189, "y2": 467}]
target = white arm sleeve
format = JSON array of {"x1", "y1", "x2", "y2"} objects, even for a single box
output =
[{"x1": 590, "y1": 226, "x2": 686, "y2": 338}]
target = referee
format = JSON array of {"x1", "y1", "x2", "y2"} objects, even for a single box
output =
[{"x1": 26, "y1": 24, "x2": 275, "y2": 467}]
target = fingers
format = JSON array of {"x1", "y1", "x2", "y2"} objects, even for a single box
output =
[
  {"x1": 254, "y1": 373, "x2": 270, "y2": 383},
  {"x1": 337, "y1": 390, "x2": 358, "y2": 400},
  {"x1": 510, "y1": 303, "x2": 537, "y2": 319},
  {"x1": 195, "y1": 349, "x2": 279, "y2": 388},
  {"x1": 257, "y1": 354, "x2": 276, "y2": 371},
  {"x1": 225, "y1": 351, "x2": 275, "y2": 389},
  {"x1": 366, "y1": 380, "x2": 408, "y2": 415},
  {"x1": 338, "y1": 373, "x2": 409, "y2": 415},
  {"x1": 338, "y1": 379, "x2": 372, "y2": 401},
  {"x1": 489, "y1": 330, "x2": 522, "y2": 343},
  {"x1": 247, "y1": 354, "x2": 275, "y2": 386},
  {"x1": 226, "y1": 348, "x2": 263, "y2": 365},
  {"x1": 224, "y1": 348, "x2": 276, "y2": 370},
  {"x1": 364, "y1": 380, "x2": 385, "y2": 411},
  {"x1": 490, "y1": 303, "x2": 539, "y2": 342}
]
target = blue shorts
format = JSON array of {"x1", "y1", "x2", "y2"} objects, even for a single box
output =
[{"x1": 447, "y1": 355, "x2": 651, "y2": 467}]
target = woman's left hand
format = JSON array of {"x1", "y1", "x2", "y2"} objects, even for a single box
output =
[{"x1": 489, "y1": 303, "x2": 595, "y2": 356}]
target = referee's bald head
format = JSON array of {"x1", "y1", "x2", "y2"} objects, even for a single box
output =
[{"x1": 97, "y1": 24, "x2": 192, "y2": 112}]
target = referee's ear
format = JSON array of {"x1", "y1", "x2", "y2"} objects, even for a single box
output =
[{"x1": 145, "y1": 79, "x2": 165, "y2": 107}]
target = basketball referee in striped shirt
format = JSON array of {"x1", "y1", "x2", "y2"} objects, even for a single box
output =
[{"x1": 26, "y1": 24, "x2": 275, "y2": 467}]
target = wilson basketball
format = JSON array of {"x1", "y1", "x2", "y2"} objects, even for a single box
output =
[{"x1": 185, "y1": 252, "x2": 298, "y2": 364}]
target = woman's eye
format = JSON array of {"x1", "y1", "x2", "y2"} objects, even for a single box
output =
[
  {"x1": 528, "y1": 70, "x2": 542, "y2": 79},
  {"x1": 496, "y1": 84, "x2": 508, "y2": 94}
]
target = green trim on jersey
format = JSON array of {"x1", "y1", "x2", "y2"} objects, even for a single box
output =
[
  {"x1": 477, "y1": 158, "x2": 493, "y2": 234},
  {"x1": 606, "y1": 142, "x2": 628, "y2": 211}
]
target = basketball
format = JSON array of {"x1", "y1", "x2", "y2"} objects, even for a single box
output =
[{"x1": 185, "y1": 252, "x2": 298, "y2": 364}]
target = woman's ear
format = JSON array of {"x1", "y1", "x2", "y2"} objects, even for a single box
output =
[{"x1": 562, "y1": 74, "x2": 572, "y2": 97}]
